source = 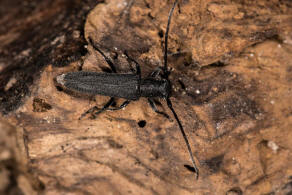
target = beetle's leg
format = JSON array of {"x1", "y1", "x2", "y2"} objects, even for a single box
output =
[
  {"x1": 107, "y1": 100, "x2": 131, "y2": 111},
  {"x1": 79, "y1": 105, "x2": 99, "y2": 120},
  {"x1": 79, "y1": 97, "x2": 115, "y2": 120},
  {"x1": 88, "y1": 37, "x2": 117, "y2": 73},
  {"x1": 148, "y1": 98, "x2": 169, "y2": 119},
  {"x1": 148, "y1": 67, "x2": 163, "y2": 78},
  {"x1": 123, "y1": 51, "x2": 141, "y2": 78},
  {"x1": 123, "y1": 51, "x2": 142, "y2": 93},
  {"x1": 124, "y1": 55, "x2": 136, "y2": 73},
  {"x1": 80, "y1": 99, "x2": 131, "y2": 119},
  {"x1": 92, "y1": 97, "x2": 116, "y2": 117}
]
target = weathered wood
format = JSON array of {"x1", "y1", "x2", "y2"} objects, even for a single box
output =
[{"x1": 1, "y1": 0, "x2": 292, "y2": 194}]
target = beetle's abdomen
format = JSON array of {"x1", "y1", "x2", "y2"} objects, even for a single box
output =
[{"x1": 57, "y1": 72, "x2": 140, "y2": 100}]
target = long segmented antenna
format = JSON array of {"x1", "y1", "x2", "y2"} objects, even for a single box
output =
[
  {"x1": 166, "y1": 98, "x2": 199, "y2": 179},
  {"x1": 163, "y1": 0, "x2": 179, "y2": 78},
  {"x1": 164, "y1": 0, "x2": 199, "y2": 179}
]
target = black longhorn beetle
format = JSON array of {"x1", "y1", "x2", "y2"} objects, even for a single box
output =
[{"x1": 56, "y1": 0, "x2": 199, "y2": 179}]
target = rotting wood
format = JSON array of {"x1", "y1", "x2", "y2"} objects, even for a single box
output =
[{"x1": 0, "y1": 0, "x2": 292, "y2": 194}]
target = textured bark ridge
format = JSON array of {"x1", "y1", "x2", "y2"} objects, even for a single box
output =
[{"x1": 1, "y1": 0, "x2": 292, "y2": 194}]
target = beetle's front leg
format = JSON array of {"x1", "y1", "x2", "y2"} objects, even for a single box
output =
[{"x1": 148, "y1": 98, "x2": 170, "y2": 119}]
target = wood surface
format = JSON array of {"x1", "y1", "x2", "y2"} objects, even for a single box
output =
[{"x1": 0, "y1": 0, "x2": 292, "y2": 194}]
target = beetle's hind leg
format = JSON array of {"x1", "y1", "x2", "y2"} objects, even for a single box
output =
[{"x1": 148, "y1": 98, "x2": 170, "y2": 119}]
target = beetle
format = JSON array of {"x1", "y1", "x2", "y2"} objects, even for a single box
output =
[{"x1": 56, "y1": 0, "x2": 199, "y2": 179}]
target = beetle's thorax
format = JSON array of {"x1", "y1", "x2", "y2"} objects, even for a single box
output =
[{"x1": 140, "y1": 77, "x2": 171, "y2": 98}]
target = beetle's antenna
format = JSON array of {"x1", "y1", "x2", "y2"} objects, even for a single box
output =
[
  {"x1": 163, "y1": 0, "x2": 199, "y2": 179},
  {"x1": 163, "y1": 0, "x2": 178, "y2": 78},
  {"x1": 166, "y1": 98, "x2": 199, "y2": 179}
]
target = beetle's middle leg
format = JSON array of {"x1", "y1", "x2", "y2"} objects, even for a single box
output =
[
  {"x1": 91, "y1": 98, "x2": 132, "y2": 116},
  {"x1": 80, "y1": 98, "x2": 132, "y2": 119},
  {"x1": 79, "y1": 97, "x2": 115, "y2": 119},
  {"x1": 123, "y1": 51, "x2": 141, "y2": 78},
  {"x1": 148, "y1": 67, "x2": 163, "y2": 77},
  {"x1": 88, "y1": 37, "x2": 117, "y2": 73},
  {"x1": 105, "y1": 100, "x2": 131, "y2": 111}
]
